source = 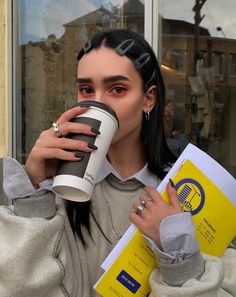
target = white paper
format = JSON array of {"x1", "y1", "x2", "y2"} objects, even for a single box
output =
[{"x1": 161, "y1": 143, "x2": 236, "y2": 205}]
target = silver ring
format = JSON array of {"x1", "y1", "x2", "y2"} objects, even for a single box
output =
[
  {"x1": 136, "y1": 201, "x2": 146, "y2": 215},
  {"x1": 145, "y1": 192, "x2": 153, "y2": 202},
  {"x1": 52, "y1": 122, "x2": 61, "y2": 137}
]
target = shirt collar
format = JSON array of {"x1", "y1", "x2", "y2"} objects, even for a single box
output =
[{"x1": 96, "y1": 158, "x2": 160, "y2": 188}]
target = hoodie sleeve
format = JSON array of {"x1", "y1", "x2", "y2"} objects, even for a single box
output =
[
  {"x1": 148, "y1": 247, "x2": 236, "y2": 297},
  {"x1": 0, "y1": 157, "x2": 81, "y2": 297},
  {"x1": 0, "y1": 203, "x2": 81, "y2": 297}
]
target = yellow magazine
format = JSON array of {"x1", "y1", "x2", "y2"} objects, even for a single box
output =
[
  {"x1": 94, "y1": 144, "x2": 236, "y2": 297},
  {"x1": 162, "y1": 159, "x2": 236, "y2": 256},
  {"x1": 94, "y1": 229, "x2": 158, "y2": 297}
]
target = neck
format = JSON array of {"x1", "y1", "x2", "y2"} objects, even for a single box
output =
[{"x1": 107, "y1": 138, "x2": 146, "y2": 179}]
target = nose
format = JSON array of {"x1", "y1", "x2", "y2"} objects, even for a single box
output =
[{"x1": 93, "y1": 92, "x2": 104, "y2": 102}]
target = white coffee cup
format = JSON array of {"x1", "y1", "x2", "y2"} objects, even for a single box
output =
[{"x1": 52, "y1": 101, "x2": 119, "y2": 202}]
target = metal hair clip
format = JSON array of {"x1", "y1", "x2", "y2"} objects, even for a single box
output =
[
  {"x1": 134, "y1": 53, "x2": 150, "y2": 69},
  {"x1": 115, "y1": 39, "x2": 135, "y2": 56},
  {"x1": 83, "y1": 40, "x2": 92, "y2": 53}
]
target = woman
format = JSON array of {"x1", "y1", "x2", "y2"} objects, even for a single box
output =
[
  {"x1": 164, "y1": 100, "x2": 188, "y2": 156},
  {"x1": 1, "y1": 29, "x2": 235, "y2": 297}
]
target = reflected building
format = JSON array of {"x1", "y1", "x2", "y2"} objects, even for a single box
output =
[
  {"x1": 160, "y1": 18, "x2": 236, "y2": 166},
  {"x1": 22, "y1": 6, "x2": 120, "y2": 157},
  {"x1": 119, "y1": 0, "x2": 144, "y2": 36},
  {"x1": 61, "y1": 6, "x2": 120, "y2": 109},
  {"x1": 21, "y1": 1, "x2": 144, "y2": 157},
  {"x1": 21, "y1": 0, "x2": 236, "y2": 172},
  {"x1": 21, "y1": 35, "x2": 65, "y2": 157}
]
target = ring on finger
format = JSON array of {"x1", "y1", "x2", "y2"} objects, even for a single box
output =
[
  {"x1": 52, "y1": 122, "x2": 62, "y2": 137},
  {"x1": 136, "y1": 201, "x2": 146, "y2": 215},
  {"x1": 145, "y1": 191, "x2": 153, "y2": 202}
]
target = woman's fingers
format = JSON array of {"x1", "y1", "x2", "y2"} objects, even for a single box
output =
[
  {"x1": 144, "y1": 186, "x2": 164, "y2": 205},
  {"x1": 56, "y1": 106, "x2": 87, "y2": 124},
  {"x1": 30, "y1": 147, "x2": 83, "y2": 161},
  {"x1": 130, "y1": 184, "x2": 182, "y2": 247},
  {"x1": 24, "y1": 106, "x2": 99, "y2": 186},
  {"x1": 36, "y1": 134, "x2": 95, "y2": 152},
  {"x1": 166, "y1": 182, "x2": 182, "y2": 212},
  {"x1": 144, "y1": 184, "x2": 182, "y2": 212},
  {"x1": 50, "y1": 120, "x2": 99, "y2": 138}
]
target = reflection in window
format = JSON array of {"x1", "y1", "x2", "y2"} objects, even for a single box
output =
[
  {"x1": 16, "y1": 0, "x2": 145, "y2": 163},
  {"x1": 160, "y1": 0, "x2": 236, "y2": 177},
  {"x1": 213, "y1": 52, "x2": 223, "y2": 75},
  {"x1": 230, "y1": 54, "x2": 236, "y2": 76},
  {"x1": 199, "y1": 51, "x2": 208, "y2": 68},
  {"x1": 173, "y1": 50, "x2": 186, "y2": 72}
]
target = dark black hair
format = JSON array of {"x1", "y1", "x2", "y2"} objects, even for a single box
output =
[{"x1": 66, "y1": 29, "x2": 176, "y2": 245}]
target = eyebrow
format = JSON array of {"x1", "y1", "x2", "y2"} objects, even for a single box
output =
[{"x1": 76, "y1": 75, "x2": 131, "y2": 84}]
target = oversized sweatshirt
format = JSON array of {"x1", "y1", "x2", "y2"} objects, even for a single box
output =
[{"x1": 0, "y1": 158, "x2": 235, "y2": 297}]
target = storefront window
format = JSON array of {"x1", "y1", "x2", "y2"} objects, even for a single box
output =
[
  {"x1": 160, "y1": 0, "x2": 236, "y2": 177},
  {"x1": 15, "y1": 0, "x2": 145, "y2": 163},
  {"x1": 14, "y1": 0, "x2": 236, "y2": 178}
]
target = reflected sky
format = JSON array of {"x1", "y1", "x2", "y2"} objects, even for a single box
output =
[
  {"x1": 161, "y1": 0, "x2": 236, "y2": 39},
  {"x1": 19, "y1": 0, "x2": 235, "y2": 44}
]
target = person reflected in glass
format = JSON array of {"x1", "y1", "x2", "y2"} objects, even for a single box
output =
[{"x1": 164, "y1": 99, "x2": 189, "y2": 156}]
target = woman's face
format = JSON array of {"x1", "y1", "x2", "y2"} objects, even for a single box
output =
[{"x1": 76, "y1": 47, "x2": 155, "y2": 147}]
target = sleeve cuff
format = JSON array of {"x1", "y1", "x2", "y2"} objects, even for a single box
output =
[
  {"x1": 158, "y1": 251, "x2": 205, "y2": 286},
  {"x1": 3, "y1": 157, "x2": 56, "y2": 218},
  {"x1": 3, "y1": 157, "x2": 53, "y2": 200},
  {"x1": 143, "y1": 212, "x2": 199, "y2": 264},
  {"x1": 13, "y1": 192, "x2": 56, "y2": 219},
  {"x1": 159, "y1": 212, "x2": 199, "y2": 261}
]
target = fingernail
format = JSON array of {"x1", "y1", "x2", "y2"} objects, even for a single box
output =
[
  {"x1": 169, "y1": 178, "x2": 175, "y2": 188},
  {"x1": 88, "y1": 143, "x2": 98, "y2": 150},
  {"x1": 74, "y1": 151, "x2": 84, "y2": 159},
  {"x1": 91, "y1": 127, "x2": 100, "y2": 135}
]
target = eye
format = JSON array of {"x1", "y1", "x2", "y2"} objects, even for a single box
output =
[
  {"x1": 110, "y1": 86, "x2": 127, "y2": 95},
  {"x1": 78, "y1": 85, "x2": 94, "y2": 96}
]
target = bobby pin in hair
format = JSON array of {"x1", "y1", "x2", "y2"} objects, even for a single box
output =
[
  {"x1": 83, "y1": 40, "x2": 92, "y2": 53},
  {"x1": 134, "y1": 53, "x2": 150, "y2": 69},
  {"x1": 115, "y1": 39, "x2": 135, "y2": 55}
]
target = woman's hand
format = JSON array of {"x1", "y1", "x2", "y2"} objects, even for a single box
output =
[
  {"x1": 129, "y1": 183, "x2": 182, "y2": 248},
  {"x1": 25, "y1": 105, "x2": 98, "y2": 187}
]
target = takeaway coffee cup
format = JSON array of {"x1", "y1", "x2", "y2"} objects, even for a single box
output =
[{"x1": 52, "y1": 101, "x2": 119, "y2": 202}]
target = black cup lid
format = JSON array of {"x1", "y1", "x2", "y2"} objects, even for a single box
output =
[{"x1": 74, "y1": 101, "x2": 119, "y2": 126}]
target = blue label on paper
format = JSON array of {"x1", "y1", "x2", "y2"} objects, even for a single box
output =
[{"x1": 116, "y1": 270, "x2": 141, "y2": 293}]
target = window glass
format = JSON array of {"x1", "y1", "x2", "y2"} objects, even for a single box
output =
[
  {"x1": 213, "y1": 52, "x2": 223, "y2": 75},
  {"x1": 160, "y1": 0, "x2": 236, "y2": 177},
  {"x1": 16, "y1": 0, "x2": 145, "y2": 163},
  {"x1": 173, "y1": 50, "x2": 186, "y2": 72},
  {"x1": 230, "y1": 54, "x2": 236, "y2": 76}
]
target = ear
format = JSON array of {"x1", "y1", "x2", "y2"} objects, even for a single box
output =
[{"x1": 143, "y1": 85, "x2": 156, "y2": 113}]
